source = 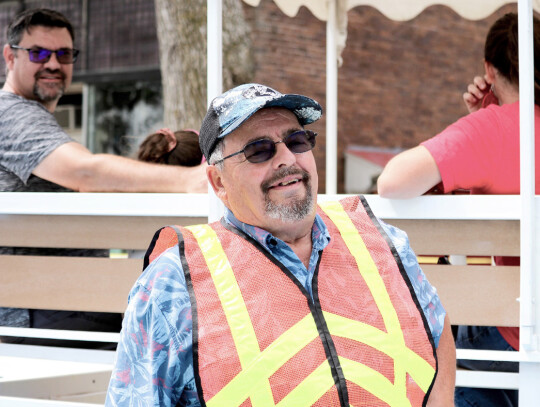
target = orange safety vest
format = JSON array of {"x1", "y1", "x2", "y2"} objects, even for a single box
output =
[{"x1": 146, "y1": 196, "x2": 437, "y2": 407}]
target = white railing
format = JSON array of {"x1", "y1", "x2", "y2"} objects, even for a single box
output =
[{"x1": 0, "y1": 193, "x2": 538, "y2": 405}]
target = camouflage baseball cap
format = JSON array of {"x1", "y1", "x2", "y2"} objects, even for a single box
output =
[{"x1": 199, "y1": 83, "x2": 322, "y2": 161}]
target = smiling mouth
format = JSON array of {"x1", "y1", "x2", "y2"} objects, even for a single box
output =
[
  {"x1": 38, "y1": 75, "x2": 62, "y2": 81},
  {"x1": 275, "y1": 178, "x2": 301, "y2": 187},
  {"x1": 262, "y1": 167, "x2": 310, "y2": 193},
  {"x1": 36, "y1": 69, "x2": 65, "y2": 82}
]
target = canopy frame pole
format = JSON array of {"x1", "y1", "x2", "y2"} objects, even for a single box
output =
[
  {"x1": 207, "y1": 0, "x2": 222, "y2": 106},
  {"x1": 518, "y1": 0, "x2": 536, "y2": 350},
  {"x1": 518, "y1": 0, "x2": 540, "y2": 404},
  {"x1": 325, "y1": 0, "x2": 338, "y2": 194},
  {"x1": 207, "y1": 0, "x2": 225, "y2": 222}
]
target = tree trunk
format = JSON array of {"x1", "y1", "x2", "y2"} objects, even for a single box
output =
[{"x1": 154, "y1": 0, "x2": 254, "y2": 131}]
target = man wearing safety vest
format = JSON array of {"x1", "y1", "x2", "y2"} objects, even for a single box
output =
[{"x1": 106, "y1": 83, "x2": 456, "y2": 407}]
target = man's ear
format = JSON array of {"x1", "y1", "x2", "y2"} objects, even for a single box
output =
[
  {"x1": 3, "y1": 44, "x2": 15, "y2": 71},
  {"x1": 207, "y1": 165, "x2": 229, "y2": 207}
]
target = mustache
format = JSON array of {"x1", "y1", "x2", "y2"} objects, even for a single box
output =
[
  {"x1": 261, "y1": 166, "x2": 310, "y2": 193},
  {"x1": 35, "y1": 69, "x2": 66, "y2": 81}
]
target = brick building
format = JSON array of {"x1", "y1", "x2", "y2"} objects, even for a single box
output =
[{"x1": 0, "y1": 0, "x2": 518, "y2": 192}]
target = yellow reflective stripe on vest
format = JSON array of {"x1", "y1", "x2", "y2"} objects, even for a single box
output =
[
  {"x1": 318, "y1": 201, "x2": 405, "y2": 340},
  {"x1": 324, "y1": 312, "x2": 435, "y2": 393},
  {"x1": 319, "y1": 200, "x2": 434, "y2": 399},
  {"x1": 187, "y1": 224, "x2": 274, "y2": 406},
  {"x1": 338, "y1": 358, "x2": 411, "y2": 407},
  {"x1": 276, "y1": 362, "x2": 336, "y2": 407},
  {"x1": 206, "y1": 313, "x2": 335, "y2": 407},
  {"x1": 202, "y1": 308, "x2": 430, "y2": 406}
]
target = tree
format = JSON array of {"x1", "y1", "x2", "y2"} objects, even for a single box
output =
[{"x1": 154, "y1": 0, "x2": 254, "y2": 130}]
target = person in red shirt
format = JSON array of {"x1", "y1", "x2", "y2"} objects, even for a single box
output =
[{"x1": 377, "y1": 12, "x2": 540, "y2": 407}]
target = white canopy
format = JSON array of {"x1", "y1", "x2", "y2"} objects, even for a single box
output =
[{"x1": 243, "y1": 0, "x2": 540, "y2": 21}]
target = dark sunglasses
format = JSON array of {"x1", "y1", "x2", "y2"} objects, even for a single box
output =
[
  {"x1": 215, "y1": 130, "x2": 317, "y2": 164},
  {"x1": 10, "y1": 45, "x2": 79, "y2": 64}
]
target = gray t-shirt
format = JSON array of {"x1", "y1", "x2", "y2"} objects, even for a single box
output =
[{"x1": 0, "y1": 90, "x2": 73, "y2": 192}]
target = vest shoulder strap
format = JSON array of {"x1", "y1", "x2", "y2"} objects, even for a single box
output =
[{"x1": 142, "y1": 225, "x2": 183, "y2": 271}]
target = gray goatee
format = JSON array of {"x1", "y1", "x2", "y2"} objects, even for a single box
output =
[{"x1": 262, "y1": 167, "x2": 314, "y2": 222}]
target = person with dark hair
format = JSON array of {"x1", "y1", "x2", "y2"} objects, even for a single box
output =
[
  {"x1": 378, "y1": 12, "x2": 540, "y2": 407},
  {"x1": 0, "y1": 8, "x2": 206, "y2": 347},
  {"x1": 106, "y1": 83, "x2": 456, "y2": 406},
  {"x1": 137, "y1": 128, "x2": 203, "y2": 166}
]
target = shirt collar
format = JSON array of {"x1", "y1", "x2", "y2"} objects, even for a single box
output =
[{"x1": 223, "y1": 207, "x2": 330, "y2": 252}]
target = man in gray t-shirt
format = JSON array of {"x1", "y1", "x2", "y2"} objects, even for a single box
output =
[
  {"x1": 0, "y1": 8, "x2": 206, "y2": 347},
  {"x1": 2, "y1": 9, "x2": 207, "y2": 194}
]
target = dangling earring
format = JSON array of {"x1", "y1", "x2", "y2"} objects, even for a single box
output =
[{"x1": 482, "y1": 84, "x2": 499, "y2": 108}]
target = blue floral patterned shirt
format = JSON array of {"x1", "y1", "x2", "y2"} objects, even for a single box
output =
[{"x1": 105, "y1": 208, "x2": 445, "y2": 407}]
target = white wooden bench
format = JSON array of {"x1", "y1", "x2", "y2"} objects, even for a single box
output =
[{"x1": 0, "y1": 193, "x2": 535, "y2": 405}]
